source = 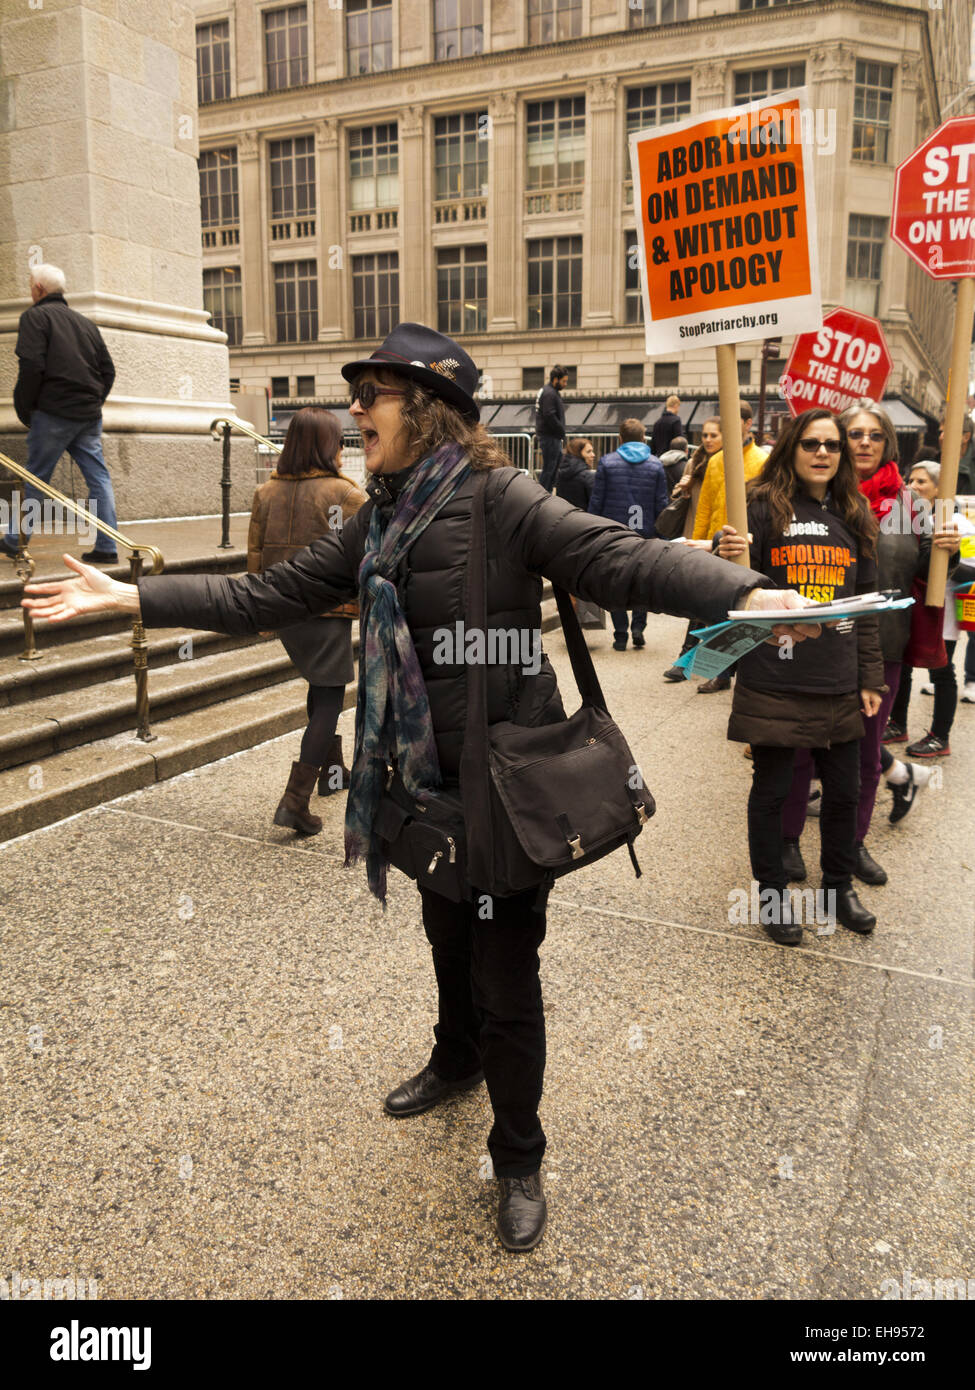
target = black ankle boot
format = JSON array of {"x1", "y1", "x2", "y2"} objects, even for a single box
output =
[
  {"x1": 317, "y1": 736, "x2": 351, "y2": 796},
  {"x1": 782, "y1": 838, "x2": 806, "y2": 882},
  {"x1": 497, "y1": 1173, "x2": 547, "y2": 1252},
  {"x1": 854, "y1": 842, "x2": 887, "y2": 885},
  {"x1": 833, "y1": 886, "x2": 876, "y2": 934}
]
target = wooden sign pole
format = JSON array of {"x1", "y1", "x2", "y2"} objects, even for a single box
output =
[
  {"x1": 715, "y1": 342, "x2": 749, "y2": 565},
  {"x1": 929, "y1": 274, "x2": 975, "y2": 606}
]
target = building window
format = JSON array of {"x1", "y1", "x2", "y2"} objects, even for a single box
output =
[
  {"x1": 196, "y1": 21, "x2": 231, "y2": 104},
  {"x1": 436, "y1": 246, "x2": 487, "y2": 334},
  {"x1": 846, "y1": 213, "x2": 886, "y2": 315},
  {"x1": 629, "y1": 1, "x2": 689, "y2": 27},
  {"x1": 527, "y1": 0, "x2": 582, "y2": 45},
  {"x1": 199, "y1": 149, "x2": 239, "y2": 227},
  {"x1": 853, "y1": 60, "x2": 894, "y2": 163},
  {"x1": 737, "y1": 359, "x2": 752, "y2": 387},
  {"x1": 434, "y1": 0, "x2": 484, "y2": 60},
  {"x1": 269, "y1": 136, "x2": 316, "y2": 220},
  {"x1": 737, "y1": 0, "x2": 800, "y2": 8},
  {"x1": 522, "y1": 367, "x2": 545, "y2": 391},
  {"x1": 264, "y1": 4, "x2": 308, "y2": 91},
  {"x1": 526, "y1": 97, "x2": 586, "y2": 190},
  {"x1": 626, "y1": 82, "x2": 692, "y2": 140},
  {"x1": 624, "y1": 229, "x2": 644, "y2": 326},
  {"x1": 733, "y1": 63, "x2": 805, "y2": 105},
  {"x1": 654, "y1": 363, "x2": 679, "y2": 388},
  {"x1": 274, "y1": 260, "x2": 318, "y2": 342},
  {"x1": 296, "y1": 375, "x2": 315, "y2": 396},
  {"x1": 352, "y1": 252, "x2": 399, "y2": 338},
  {"x1": 434, "y1": 112, "x2": 489, "y2": 200},
  {"x1": 203, "y1": 267, "x2": 242, "y2": 346},
  {"x1": 349, "y1": 124, "x2": 399, "y2": 210},
  {"x1": 271, "y1": 376, "x2": 290, "y2": 397},
  {"x1": 620, "y1": 363, "x2": 644, "y2": 388},
  {"x1": 346, "y1": 0, "x2": 392, "y2": 76},
  {"x1": 527, "y1": 236, "x2": 582, "y2": 329}
]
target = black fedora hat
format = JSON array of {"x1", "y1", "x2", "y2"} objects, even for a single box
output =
[{"x1": 341, "y1": 323, "x2": 480, "y2": 421}]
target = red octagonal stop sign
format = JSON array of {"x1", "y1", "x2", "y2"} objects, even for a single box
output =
[
  {"x1": 778, "y1": 307, "x2": 892, "y2": 418},
  {"x1": 892, "y1": 116, "x2": 975, "y2": 279}
]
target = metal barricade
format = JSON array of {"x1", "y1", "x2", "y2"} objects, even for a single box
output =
[{"x1": 488, "y1": 432, "x2": 536, "y2": 476}]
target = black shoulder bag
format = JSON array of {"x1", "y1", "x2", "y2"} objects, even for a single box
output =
[{"x1": 374, "y1": 471, "x2": 654, "y2": 903}]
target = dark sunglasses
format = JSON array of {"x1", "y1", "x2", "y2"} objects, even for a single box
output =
[
  {"x1": 797, "y1": 438, "x2": 842, "y2": 454},
  {"x1": 846, "y1": 428, "x2": 885, "y2": 442},
  {"x1": 349, "y1": 381, "x2": 407, "y2": 409}
]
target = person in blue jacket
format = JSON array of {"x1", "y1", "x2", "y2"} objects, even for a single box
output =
[{"x1": 588, "y1": 418, "x2": 669, "y2": 649}]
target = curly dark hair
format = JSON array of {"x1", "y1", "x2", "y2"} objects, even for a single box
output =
[
  {"x1": 748, "y1": 408, "x2": 877, "y2": 558},
  {"x1": 361, "y1": 367, "x2": 511, "y2": 471}
]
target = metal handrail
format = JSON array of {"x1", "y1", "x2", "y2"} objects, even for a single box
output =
[
  {"x1": 210, "y1": 416, "x2": 282, "y2": 549},
  {"x1": 0, "y1": 448, "x2": 164, "y2": 740}
]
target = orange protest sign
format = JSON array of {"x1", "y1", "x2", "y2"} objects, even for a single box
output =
[{"x1": 630, "y1": 91, "x2": 822, "y2": 353}]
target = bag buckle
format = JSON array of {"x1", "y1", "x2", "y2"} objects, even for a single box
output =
[
  {"x1": 567, "y1": 834, "x2": 584, "y2": 860},
  {"x1": 634, "y1": 801, "x2": 650, "y2": 826}
]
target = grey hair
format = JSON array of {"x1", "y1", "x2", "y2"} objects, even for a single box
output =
[
  {"x1": 30, "y1": 263, "x2": 66, "y2": 295},
  {"x1": 838, "y1": 399, "x2": 898, "y2": 464},
  {"x1": 910, "y1": 459, "x2": 941, "y2": 486}
]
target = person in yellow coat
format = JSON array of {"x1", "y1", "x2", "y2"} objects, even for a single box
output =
[
  {"x1": 690, "y1": 400, "x2": 769, "y2": 691},
  {"x1": 693, "y1": 400, "x2": 769, "y2": 543}
]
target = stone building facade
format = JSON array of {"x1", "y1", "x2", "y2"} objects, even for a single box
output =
[{"x1": 194, "y1": 0, "x2": 969, "y2": 422}]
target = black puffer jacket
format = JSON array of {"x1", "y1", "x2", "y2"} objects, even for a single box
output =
[
  {"x1": 554, "y1": 452, "x2": 595, "y2": 510},
  {"x1": 13, "y1": 293, "x2": 116, "y2": 426},
  {"x1": 139, "y1": 466, "x2": 771, "y2": 778}
]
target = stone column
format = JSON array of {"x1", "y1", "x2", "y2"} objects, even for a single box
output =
[
  {"x1": 487, "y1": 92, "x2": 518, "y2": 333},
  {"x1": 399, "y1": 106, "x2": 427, "y2": 323},
  {"x1": 238, "y1": 131, "x2": 268, "y2": 347},
  {"x1": 809, "y1": 43, "x2": 856, "y2": 309},
  {"x1": 584, "y1": 76, "x2": 618, "y2": 327},
  {"x1": 316, "y1": 119, "x2": 344, "y2": 342},
  {"x1": 0, "y1": 1, "x2": 247, "y2": 520},
  {"x1": 693, "y1": 61, "x2": 727, "y2": 115}
]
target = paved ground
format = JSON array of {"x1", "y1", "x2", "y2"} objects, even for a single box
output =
[{"x1": 1, "y1": 610, "x2": 972, "y2": 1300}]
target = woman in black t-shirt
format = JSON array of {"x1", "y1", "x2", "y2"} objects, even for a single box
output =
[{"x1": 716, "y1": 409, "x2": 885, "y2": 946}]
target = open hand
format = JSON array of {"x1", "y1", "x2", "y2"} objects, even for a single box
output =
[{"x1": 22, "y1": 555, "x2": 138, "y2": 623}]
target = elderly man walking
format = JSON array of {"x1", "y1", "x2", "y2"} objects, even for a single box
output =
[{"x1": 3, "y1": 264, "x2": 119, "y2": 564}]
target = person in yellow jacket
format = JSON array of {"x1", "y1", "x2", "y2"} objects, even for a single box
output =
[{"x1": 692, "y1": 400, "x2": 769, "y2": 542}]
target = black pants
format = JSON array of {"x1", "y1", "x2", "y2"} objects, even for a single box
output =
[
  {"x1": 537, "y1": 436, "x2": 562, "y2": 493},
  {"x1": 891, "y1": 641, "x2": 957, "y2": 740},
  {"x1": 749, "y1": 742, "x2": 860, "y2": 891},
  {"x1": 419, "y1": 884, "x2": 547, "y2": 1177},
  {"x1": 299, "y1": 684, "x2": 344, "y2": 766}
]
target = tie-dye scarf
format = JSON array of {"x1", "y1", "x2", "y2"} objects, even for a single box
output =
[{"x1": 344, "y1": 443, "x2": 470, "y2": 903}]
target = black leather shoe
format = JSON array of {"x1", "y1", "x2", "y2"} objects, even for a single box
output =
[
  {"x1": 497, "y1": 1173, "x2": 547, "y2": 1252},
  {"x1": 1, "y1": 537, "x2": 22, "y2": 560},
  {"x1": 758, "y1": 886, "x2": 802, "y2": 945},
  {"x1": 631, "y1": 635, "x2": 646, "y2": 648},
  {"x1": 833, "y1": 886, "x2": 876, "y2": 934},
  {"x1": 81, "y1": 549, "x2": 119, "y2": 564},
  {"x1": 663, "y1": 665, "x2": 687, "y2": 682},
  {"x1": 782, "y1": 838, "x2": 806, "y2": 882},
  {"x1": 383, "y1": 1063, "x2": 484, "y2": 1117},
  {"x1": 854, "y1": 842, "x2": 888, "y2": 886}
]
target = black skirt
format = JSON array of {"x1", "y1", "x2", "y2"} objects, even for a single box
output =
[{"x1": 278, "y1": 616, "x2": 354, "y2": 687}]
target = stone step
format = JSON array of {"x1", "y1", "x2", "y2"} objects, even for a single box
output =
[
  {"x1": 0, "y1": 624, "x2": 270, "y2": 707},
  {"x1": 0, "y1": 638, "x2": 302, "y2": 772}
]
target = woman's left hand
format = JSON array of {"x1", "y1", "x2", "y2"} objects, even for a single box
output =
[
  {"x1": 861, "y1": 689, "x2": 884, "y2": 718},
  {"x1": 932, "y1": 524, "x2": 961, "y2": 553}
]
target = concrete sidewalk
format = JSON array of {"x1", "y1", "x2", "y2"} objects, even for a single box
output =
[{"x1": 1, "y1": 610, "x2": 972, "y2": 1300}]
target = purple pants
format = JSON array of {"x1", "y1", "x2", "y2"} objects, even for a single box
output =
[{"x1": 782, "y1": 662, "x2": 902, "y2": 844}]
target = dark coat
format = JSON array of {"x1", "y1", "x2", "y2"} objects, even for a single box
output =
[
  {"x1": 588, "y1": 445, "x2": 669, "y2": 537},
  {"x1": 727, "y1": 491, "x2": 885, "y2": 747},
  {"x1": 534, "y1": 383, "x2": 565, "y2": 440},
  {"x1": 872, "y1": 492, "x2": 935, "y2": 663},
  {"x1": 139, "y1": 466, "x2": 771, "y2": 780},
  {"x1": 651, "y1": 410, "x2": 682, "y2": 458},
  {"x1": 554, "y1": 452, "x2": 595, "y2": 509},
  {"x1": 13, "y1": 293, "x2": 115, "y2": 427}
]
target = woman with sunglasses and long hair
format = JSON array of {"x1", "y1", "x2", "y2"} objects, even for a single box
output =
[
  {"x1": 716, "y1": 408, "x2": 885, "y2": 945},
  {"x1": 248, "y1": 407, "x2": 367, "y2": 835},
  {"x1": 22, "y1": 324, "x2": 815, "y2": 1254}
]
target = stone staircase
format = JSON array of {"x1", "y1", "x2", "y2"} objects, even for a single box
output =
[{"x1": 0, "y1": 540, "x2": 561, "y2": 842}]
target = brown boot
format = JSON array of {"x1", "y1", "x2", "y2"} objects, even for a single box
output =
[
  {"x1": 318, "y1": 736, "x2": 351, "y2": 796},
  {"x1": 273, "y1": 761, "x2": 322, "y2": 835}
]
